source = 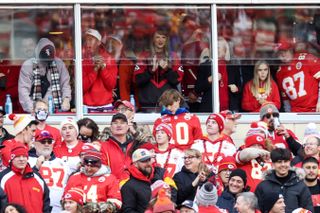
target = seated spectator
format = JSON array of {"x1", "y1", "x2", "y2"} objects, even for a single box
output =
[
  {"x1": 61, "y1": 188, "x2": 84, "y2": 213},
  {"x1": 178, "y1": 200, "x2": 199, "y2": 213},
  {"x1": 234, "y1": 192, "x2": 259, "y2": 213},
  {"x1": 173, "y1": 149, "x2": 211, "y2": 205},
  {"x1": 195, "y1": 37, "x2": 229, "y2": 112},
  {"x1": 54, "y1": 118, "x2": 83, "y2": 173},
  {"x1": 154, "y1": 89, "x2": 202, "y2": 150},
  {"x1": 64, "y1": 149, "x2": 121, "y2": 211},
  {"x1": 217, "y1": 168, "x2": 249, "y2": 213},
  {"x1": 82, "y1": 28, "x2": 118, "y2": 112},
  {"x1": 18, "y1": 38, "x2": 71, "y2": 113},
  {"x1": 33, "y1": 99, "x2": 62, "y2": 148},
  {"x1": 1, "y1": 114, "x2": 38, "y2": 167},
  {"x1": 134, "y1": 27, "x2": 183, "y2": 113},
  {"x1": 215, "y1": 156, "x2": 237, "y2": 196},
  {"x1": 242, "y1": 60, "x2": 280, "y2": 112},
  {"x1": 0, "y1": 144, "x2": 51, "y2": 213},
  {"x1": 77, "y1": 117, "x2": 100, "y2": 144},
  {"x1": 195, "y1": 182, "x2": 227, "y2": 212},
  {"x1": 153, "y1": 123, "x2": 184, "y2": 178},
  {"x1": 275, "y1": 41, "x2": 320, "y2": 112},
  {"x1": 255, "y1": 148, "x2": 313, "y2": 212},
  {"x1": 259, "y1": 192, "x2": 285, "y2": 213},
  {"x1": 28, "y1": 130, "x2": 70, "y2": 213}
]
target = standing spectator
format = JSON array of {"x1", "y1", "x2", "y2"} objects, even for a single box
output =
[
  {"x1": 0, "y1": 109, "x2": 13, "y2": 145},
  {"x1": 259, "y1": 192, "x2": 286, "y2": 213},
  {"x1": 0, "y1": 144, "x2": 51, "y2": 213},
  {"x1": 234, "y1": 192, "x2": 259, "y2": 213},
  {"x1": 255, "y1": 148, "x2": 313, "y2": 212},
  {"x1": 178, "y1": 200, "x2": 199, "y2": 213},
  {"x1": 217, "y1": 168, "x2": 248, "y2": 213},
  {"x1": 195, "y1": 182, "x2": 227, "y2": 212},
  {"x1": 100, "y1": 113, "x2": 133, "y2": 179},
  {"x1": 236, "y1": 133, "x2": 272, "y2": 192},
  {"x1": 82, "y1": 28, "x2": 118, "y2": 112},
  {"x1": 259, "y1": 102, "x2": 301, "y2": 153},
  {"x1": 275, "y1": 41, "x2": 320, "y2": 112},
  {"x1": 180, "y1": 15, "x2": 209, "y2": 112},
  {"x1": 33, "y1": 99, "x2": 62, "y2": 148},
  {"x1": 18, "y1": 38, "x2": 71, "y2": 113},
  {"x1": 195, "y1": 37, "x2": 230, "y2": 112},
  {"x1": 28, "y1": 130, "x2": 70, "y2": 213},
  {"x1": 154, "y1": 89, "x2": 202, "y2": 150},
  {"x1": 192, "y1": 113, "x2": 236, "y2": 171},
  {"x1": 173, "y1": 149, "x2": 210, "y2": 205},
  {"x1": 61, "y1": 188, "x2": 84, "y2": 213},
  {"x1": 302, "y1": 157, "x2": 320, "y2": 212},
  {"x1": 154, "y1": 123, "x2": 184, "y2": 178},
  {"x1": 54, "y1": 118, "x2": 83, "y2": 173},
  {"x1": 135, "y1": 27, "x2": 184, "y2": 113},
  {"x1": 1, "y1": 114, "x2": 38, "y2": 167},
  {"x1": 242, "y1": 60, "x2": 280, "y2": 112},
  {"x1": 64, "y1": 149, "x2": 122, "y2": 211},
  {"x1": 120, "y1": 148, "x2": 154, "y2": 213}
]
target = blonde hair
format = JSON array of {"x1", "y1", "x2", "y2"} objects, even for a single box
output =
[
  {"x1": 250, "y1": 60, "x2": 272, "y2": 98},
  {"x1": 218, "y1": 37, "x2": 230, "y2": 61}
]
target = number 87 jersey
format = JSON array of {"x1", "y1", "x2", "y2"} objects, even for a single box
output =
[{"x1": 276, "y1": 52, "x2": 320, "y2": 112}]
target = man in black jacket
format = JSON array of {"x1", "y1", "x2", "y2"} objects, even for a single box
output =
[
  {"x1": 255, "y1": 148, "x2": 313, "y2": 213},
  {"x1": 120, "y1": 148, "x2": 154, "y2": 213}
]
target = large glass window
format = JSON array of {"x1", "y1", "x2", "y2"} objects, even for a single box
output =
[
  {"x1": 81, "y1": 5, "x2": 211, "y2": 114},
  {"x1": 0, "y1": 6, "x2": 75, "y2": 114},
  {"x1": 217, "y1": 6, "x2": 320, "y2": 113}
]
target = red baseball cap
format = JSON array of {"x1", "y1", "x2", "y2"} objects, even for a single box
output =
[
  {"x1": 114, "y1": 100, "x2": 135, "y2": 111},
  {"x1": 35, "y1": 130, "x2": 53, "y2": 142},
  {"x1": 218, "y1": 156, "x2": 237, "y2": 173},
  {"x1": 220, "y1": 110, "x2": 241, "y2": 120}
]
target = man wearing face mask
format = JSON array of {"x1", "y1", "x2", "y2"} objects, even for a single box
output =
[
  {"x1": 18, "y1": 38, "x2": 71, "y2": 113},
  {"x1": 33, "y1": 99, "x2": 62, "y2": 148}
]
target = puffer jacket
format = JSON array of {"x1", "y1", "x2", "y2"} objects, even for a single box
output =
[{"x1": 255, "y1": 169, "x2": 313, "y2": 213}]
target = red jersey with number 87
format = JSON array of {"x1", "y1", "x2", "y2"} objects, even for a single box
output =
[{"x1": 276, "y1": 53, "x2": 320, "y2": 112}]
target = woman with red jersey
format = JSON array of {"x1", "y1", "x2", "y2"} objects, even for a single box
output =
[{"x1": 242, "y1": 60, "x2": 280, "y2": 112}]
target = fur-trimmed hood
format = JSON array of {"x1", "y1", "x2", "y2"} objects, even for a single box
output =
[{"x1": 262, "y1": 167, "x2": 306, "y2": 186}]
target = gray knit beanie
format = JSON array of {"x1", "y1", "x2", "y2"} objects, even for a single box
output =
[
  {"x1": 259, "y1": 103, "x2": 279, "y2": 120},
  {"x1": 195, "y1": 182, "x2": 218, "y2": 207}
]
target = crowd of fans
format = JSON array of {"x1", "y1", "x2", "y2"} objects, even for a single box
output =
[{"x1": 0, "y1": 90, "x2": 319, "y2": 213}]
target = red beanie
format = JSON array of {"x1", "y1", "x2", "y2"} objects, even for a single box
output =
[
  {"x1": 245, "y1": 134, "x2": 266, "y2": 149},
  {"x1": 82, "y1": 149, "x2": 102, "y2": 160},
  {"x1": 63, "y1": 187, "x2": 84, "y2": 206},
  {"x1": 10, "y1": 144, "x2": 28, "y2": 160},
  {"x1": 218, "y1": 156, "x2": 237, "y2": 173},
  {"x1": 206, "y1": 113, "x2": 225, "y2": 132},
  {"x1": 154, "y1": 123, "x2": 173, "y2": 139},
  {"x1": 153, "y1": 189, "x2": 176, "y2": 213}
]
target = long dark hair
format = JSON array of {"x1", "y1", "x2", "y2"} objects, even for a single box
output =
[{"x1": 1, "y1": 203, "x2": 27, "y2": 213}]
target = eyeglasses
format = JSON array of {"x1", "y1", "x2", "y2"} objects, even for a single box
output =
[
  {"x1": 83, "y1": 158, "x2": 101, "y2": 167},
  {"x1": 117, "y1": 107, "x2": 133, "y2": 112},
  {"x1": 265, "y1": 113, "x2": 279, "y2": 119},
  {"x1": 139, "y1": 158, "x2": 152, "y2": 163},
  {"x1": 183, "y1": 156, "x2": 198, "y2": 161},
  {"x1": 39, "y1": 140, "x2": 53, "y2": 145}
]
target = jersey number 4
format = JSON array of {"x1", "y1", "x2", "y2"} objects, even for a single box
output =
[{"x1": 282, "y1": 71, "x2": 307, "y2": 100}]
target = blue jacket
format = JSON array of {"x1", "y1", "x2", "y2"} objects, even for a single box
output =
[{"x1": 216, "y1": 188, "x2": 238, "y2": 213}]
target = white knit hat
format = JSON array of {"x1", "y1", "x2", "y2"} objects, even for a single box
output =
[
  {"x1": 195, "y1": 182, "x2": 218, "y2": 207},
  {"x1": 85, "y1": 28, "x2": 102, "y2": 42},
  {"x1": 8, "y1": 114, "x2": 36, "y2": 135},
  {"x1": 60, "y1": 117, "x2": 79, "y2": 135}
]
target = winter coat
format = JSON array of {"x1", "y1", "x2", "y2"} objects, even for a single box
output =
[
  {"x1": 255, "y1": 169, "x2": 313, "y2": 213},
  {"x1": 216, "y1": 188, "x2": 238, "y2": 213},
  {"x1": 120, "y1": 164, "x2": 154, "y2": 213},
  {"x1": 0, "y1": 128, "x2": 14, "y2": 145}
]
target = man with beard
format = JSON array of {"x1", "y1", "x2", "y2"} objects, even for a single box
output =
[
  {"x1": 302, "y1": 157, "x2": 320, "y2": 212},
  {"x1": 259, "y1": 102, "x2": 301, "y2": 155},
  {"x1": 255, "y1": 148, "x2": 313, "y2": 212},
  {"x1": 33, "y1": 99, "x2": 62, "y2": 148},
  {"x1": 28, "y1": 130, "x2": 70, "y2": 213},
  {"x1": 121, "y1": 148, "x2": 154, "y2": 213}
]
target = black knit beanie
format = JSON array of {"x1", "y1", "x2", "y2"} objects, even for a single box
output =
[
  {"x1": 261, "y1": 192, "x2": 284, "y2": 213},
  {"x1": 229, "y1": 168, "x2": 247, "y2": 186}
]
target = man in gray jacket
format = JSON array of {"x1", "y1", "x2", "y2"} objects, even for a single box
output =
[
  {"x1": 18, "y1": 38, "x2": 71, "y2": 113},
  {"x1": 255, "y1": 148, "x2": 313, "y2": 213}
]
